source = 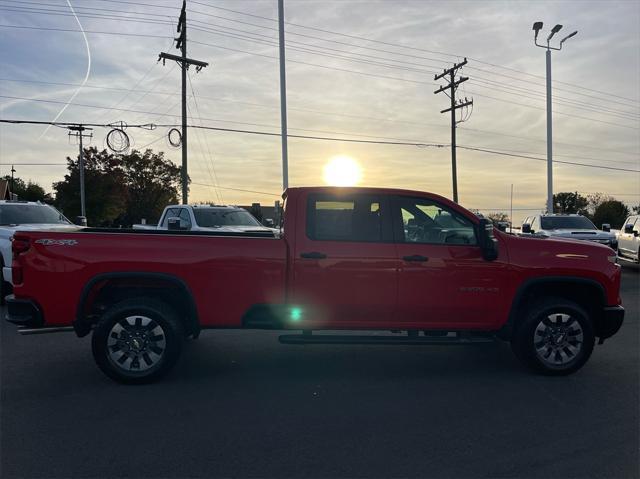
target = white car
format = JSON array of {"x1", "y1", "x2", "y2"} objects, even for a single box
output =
[
  {"x1": 617, "y1": 214, "x2": 640, "y2": 263},
  {"x1": 521, "y1": 214, "x2": 618, "y2": 250},
  {"x1": 133, "y1": 204, "x2": 276, "y2": 234},
  {"x1": 0, "y1": 201, "x2": 77, "y2": 301}
]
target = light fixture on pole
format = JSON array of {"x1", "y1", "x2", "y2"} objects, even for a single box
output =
[{"x1": 532, "y1": 21, "x2": 578, "y2": 214}]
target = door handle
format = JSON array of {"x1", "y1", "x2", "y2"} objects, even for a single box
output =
[
  {"x1": 403, "y1": 254, "x2": 429, "y2": 262},
  {"x1": 300, "y1": 251, "x2": 327, "y2": 259}
]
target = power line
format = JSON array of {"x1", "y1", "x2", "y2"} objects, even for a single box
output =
[
  {"x1": 187, "y1": 0, "x2": 640, "y2": 105},
  {"x1": 191, "y1": 182, "x2": 280, "y2": 198},
  {"x1": 457, "y1": 146, "x2": 640, "y2": 173},
  {"x1": 9, "y1": 0, "x2": 636, "y2": 108},
  {"x1": 3, "y1": 76, "x2": 638, "y2": 163},
  {"x1": 3, "y1": 4, "x2": 638, "y2": 117},
  {"x1": 2, "y1": 118, "x2": 639, "y2": 175},
  {"x1": 2, "y1": 22, "x2": 638, "y2": 126}
]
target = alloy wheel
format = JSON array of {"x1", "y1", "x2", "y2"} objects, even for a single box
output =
[
  {"x1": 107, "y1": 315, "x2": 166, "y2": 372},
  {"x1": 534, "y1": 313, "x2": 584, "y2": 367}
]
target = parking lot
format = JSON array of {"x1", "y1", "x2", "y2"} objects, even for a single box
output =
[{"x1": 1, "y1": 264, "x2": 638, "y2": 478}]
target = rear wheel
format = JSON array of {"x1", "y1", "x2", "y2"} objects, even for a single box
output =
[
  {"x1": 511, "y1": 297, "x2": 595, "y2": 376},
  {"x1": 92, "y1": 298, "x2": 184, "y2": 384}
]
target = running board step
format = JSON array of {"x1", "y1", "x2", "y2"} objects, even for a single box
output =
[
  {"x1": 278, "y1": 334, "x2": 496, "y2": 345},
  {"x1": 18, "y1": 326, "x2": 74, "y2": 335}
]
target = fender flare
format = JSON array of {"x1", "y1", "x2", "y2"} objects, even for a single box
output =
[
  {"x1": 500, "y1": 276, "x2": 606, "y2": 339},
  {"x1": 73, "y1": 272, "x2": 200, "y2": 337}
]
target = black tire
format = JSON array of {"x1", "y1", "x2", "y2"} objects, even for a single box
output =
[
  {"x1": 91, "y1": 298, "x2": 185, "y2": 384},
  {"x1": 0, "y1": 258, "x2": 6, "y2": 306},
  {"x1": 511, "y1": 297, "x2": 595, "y2": 376}
]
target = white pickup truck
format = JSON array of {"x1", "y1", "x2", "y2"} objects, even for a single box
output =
[
  {"x1": 0, "y1": 201, "x2": 77, "y2": 302},
  {"x1": 616, "y1": 214, "x2": 640, "y2": 263},
  {"x1": 133, "y1": 204, "x2": 275, "y2": 234}
]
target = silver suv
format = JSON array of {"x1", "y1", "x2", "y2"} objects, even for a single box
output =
[{"x1": 521, "y1": 214, "x2": 617, "y2": 250}]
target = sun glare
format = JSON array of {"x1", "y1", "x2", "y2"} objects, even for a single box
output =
[{"x1": 323, "y1": 155, "x2": 362, "y2": 186}]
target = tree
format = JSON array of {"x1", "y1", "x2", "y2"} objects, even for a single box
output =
[
  {"x1": 53, "y1": 147, "x2": 127, "y2": 226},
  {"x1": 592, "y1": 200, "x2": 630, "y2": 229},
  {"x1": 585, "y1": 192, "x2": 614, "y2": 217},
  {"x1": 53, "y1": 147, "x2": 186, "y2": 227},
  {"x1": 552, "y1": 192, "x2": 588, "y2": 215},
  {"x1": 487, "y1": 212, "x2": 510, "y2": 224},
  {"x1": 632, "y1": 204, "x2": 640, "y2": 214},
  {"x1": 114, "y1": 149, "x2": 183, "y2": 227},
  {"x1": 1, "y1": 175, "x2": 51, "y2": 202}
]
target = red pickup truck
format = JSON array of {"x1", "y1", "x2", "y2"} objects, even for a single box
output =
[{"x1": 6, "y1": 187, "x2": 624, "y2": 383}]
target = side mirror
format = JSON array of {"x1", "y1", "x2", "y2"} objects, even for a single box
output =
[
  {"x1": 74, "y1": 216, "x2": 87, "y2": 226},
  {"x1": 495, "y1": 221, "x2": 509, "y2": 232},
  {"x1": 624, "y1": 224, "x2": 634, "y2": 234},
  {"x1": 521, "y1": 223, "x2": 531, "y2": 234},
  {"x1": 478, "y1": 218, "x2": 499, "y2": 261},
  {"x1": 601, "y1": 223, "x2": 611, "y2": 232},
  {"x1": 167, "y1": 217, "x2": 188, "y2": 231}
]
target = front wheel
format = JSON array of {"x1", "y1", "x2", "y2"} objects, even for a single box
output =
[
  {"x1": 511, "y1": 298, "x2": 595, "y2": 376},
  {"x1": 92, "y1": 298, "x2": 185, "y2": 384}
]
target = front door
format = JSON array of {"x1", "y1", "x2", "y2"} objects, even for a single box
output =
[
  {"x1": 391, "y1": 195, "x2": 509, "y2": 329},
  {"x1": 291, "y1": 191, "x2": 398, "y2": 328}
]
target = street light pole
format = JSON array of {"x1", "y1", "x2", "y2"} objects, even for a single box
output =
[
  {"x1": 532, "y1": 22, "x2": 578, "y2": 214},
  {"x1": 545, "y1": 47, "x2": 552, "y2": 215}
]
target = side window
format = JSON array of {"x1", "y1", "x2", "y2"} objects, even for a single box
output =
[
  {"x1": 306, "y1": 194, "x2": 385, "y2": 242},
  {"x1": 393, "y1": 196, "x2": 477, "y2": 245},
  {"x1": 161, "y1": 208, "x2": 180, "y2": 228},
  {"x1": 523, "y1": 216, "x2": 530, "y2": 226},
  {"x1": 633, "y1": 217, "x2": 640, "y2": 232},
  {"x1": 530, "y1": 216, "x2": 538, "y2": 232},
  {"x1": 179, "y1": 209, "x2": 192, "y2": 229}
]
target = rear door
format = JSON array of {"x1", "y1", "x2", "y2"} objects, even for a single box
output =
[{"x1": 291, "y1": 191, "x2": 398, "y2": 326}]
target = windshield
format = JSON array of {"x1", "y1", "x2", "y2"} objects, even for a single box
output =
[
  {"x1": 0, "y1": 204, "x2": 70, "y2": 225},
  {"x1": 540, "y1": 216, "x2": 596, "y2": 230},
  {"x1": 193, "y1": 208, "x2": 261, "y2": 227}
]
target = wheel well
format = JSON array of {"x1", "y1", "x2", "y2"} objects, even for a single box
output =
[
  {"x1": 75, "y1": 274, "x2": 200, "y2": 337},
  {"x1": 506, "y1": 279, "x2": 605, "y2": 338}
]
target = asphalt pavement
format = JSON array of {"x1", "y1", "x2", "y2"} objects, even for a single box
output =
[{"x1": 1, "y1": 265, "x2": 638, "y2": 478}]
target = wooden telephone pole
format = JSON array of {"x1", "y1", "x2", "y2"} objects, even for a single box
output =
[
  {"x1": 159, "y1": 0, "x2": 208, "y2": 204},
  {"x1": 434, "y1": 58, "x2": 473, "y2": 204}
]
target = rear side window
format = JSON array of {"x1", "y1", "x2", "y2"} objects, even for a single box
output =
[
  {"x1": 178, "y1": 209, "x2": 192, "y2": 229},
  {"x1": 161, "y1": 208, "x2": 180, "y2": 227},
  {"x1": 306, "y1": 194, "x2": 389, "y2": 242}
]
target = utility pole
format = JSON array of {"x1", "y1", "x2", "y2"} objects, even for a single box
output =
[
  {"x1": 67, "y1": 125, "x2": 93, "y2": 219},
  {"x1": 532, "y1": 22, "x2": 578, "y2": 214},
  {"x1": 278, "y1": 0, "x2": 289, "y2": 191},
  {"x1": 434, "y1": 58, "x2": 473, "y2": 204},
  {"x1": 159, "y1": 0, "x2": 208, "y2": 204},
  {"x1": 10, "y1": 165, "x2": 15, "y2": 199}
]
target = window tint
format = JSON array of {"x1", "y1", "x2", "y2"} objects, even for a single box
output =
[
  {"x1": 161, "y1": 208, "x2": 180, "y2": 227},
  {"x1": 178, "y1": 209, "x2": 192, "y2": 229},
  {"x1": 307, "y1": 195, "x2": 383, "y2": 242},
  {"x1": 0, "y1": 204, "x2": 70, "y2": 225},
  {"x1": 193, "y1": 208, "x2": 261, "y2": 227},
  {"x1": 540, "y1": 216, "x2": 596, "y2": 230},
  {"x1": 394, "y1": 197, "x2": 476, "y2": 245}
]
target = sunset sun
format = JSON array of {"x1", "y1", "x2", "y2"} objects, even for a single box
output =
[{"x1": 323, "y1": 155, "x2": 362, "y2": 186}]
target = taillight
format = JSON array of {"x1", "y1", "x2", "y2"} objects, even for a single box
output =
[{"x1": 12, "y1": 235, "x2": 31, "y2": 257}]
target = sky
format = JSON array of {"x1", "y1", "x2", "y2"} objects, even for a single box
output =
[{"x1": 0, "y1": 0, "x2": 639, "y2": 223}]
